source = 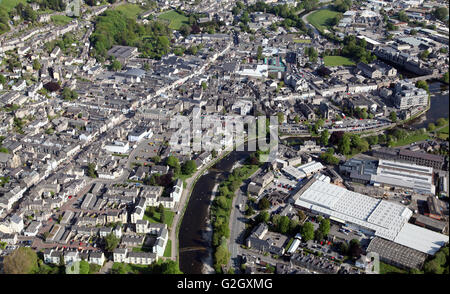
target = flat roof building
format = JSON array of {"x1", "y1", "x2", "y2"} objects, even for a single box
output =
[{"x1": 293, "y1": 178, "x2": 448, "y2": 255}]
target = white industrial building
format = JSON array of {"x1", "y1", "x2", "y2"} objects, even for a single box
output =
[
  {"x1": 292, "y1": 179, "x2": 448, "y2": 255},
  {"x1": 103, "y1": 141, "x2": 129, "y2": 154},
  {"x1": 281, "y1": 161, "x2": 324, "y2": 180}
]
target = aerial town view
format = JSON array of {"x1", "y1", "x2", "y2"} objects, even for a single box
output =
[{"x1": 0, "y1": 0, "x2": 449, "y2": 278}]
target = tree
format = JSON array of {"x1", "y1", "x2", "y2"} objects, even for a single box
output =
[
  {"x1": 257, "y1": 45, "x2": 263, "y2": 60},
  {"x1": 442, "y1": 72, "x2": 449, "y2": 84},
  {"x1": 3, "y1": 247, "x2": 38, "y2": 274},
  {"x1": 318, "y1": 218, "x2": 330, "y2": 236},
  {"x1": 397, "y1": 10, "x2": 409, "y2": 22},
  {"x1": 105, "y1": 233, "x2": 119, "y2": 252},
  {"x1": 166, "y1": 156, "x2": 180, "y2": 169},
  {"x1": 349, "y1": 239, "x2": 362, "y2": 259},
  {"x1": 179, "y1": 24, "x2": 192, "y2": 37},
  {"x1": 161, "y1": 260, "x2": 183, "y2": 274},
  {"x1": 419, "y1": 50, "x2": 430, "y2": 61},
  {"x1": 0, "y1": 74, "x2": 6, "y2": 85},
  {"x1": 255, "y1": 211, "x2": 270, "y2": 224},
  {"x1": 433, "y1": 7, "x2": 449, "y2": 22},
  {"x1": 428, "y1": 123, "x2": 436, "y2": 132},
  {"x1": 110, "y1": 60, "x2": 122, "y2": 71},
  {"x1": 301, "y1": 222, "x2": 315, "y2": 242},
  {"x1": 211, "y1": 149, "x2": 218, "y2": 158},
  {"x1": 32, "y1": 60, "x2": 41, "y2": 71},
  {"x1": 338, "y1": 133, "x2": 351, "y2": 155},
  {"x1": 79, "y1": 260, "x2": 90, "y2": 274},
  {"x1": 258, "y1": 197, "x2": 270, "y2": 210},
  {"x1": 182, "y1": 160, "x2": 197, "y2": 175},
  {"x1": 389, "y1": 111, "x2": 397, "y2": 122},
  {"x1": 152, "y1": 155, "x2": 161, "y2": 164},
  {"x1": 201, "y1": 81, "x2": 207, "y2": 90},
  {"x1": 314, "y1": 229, "x2": 324, "y2": 241},
  {"x1": 158, "y1": 203, "x2": 164, "y2": 213},
  {"x1": 416, "y1": 80, "x2": 429, "y2": 93},
  {"x1": 87, "y1": 163, "x2": 97, "y2": 178},
  {"x1": 276, "y1": 216, "x2": 290, "y2": 234},
  {"x1": 339, "y1": 242, "x2": 348, "y2": 255},
  {"x1": 436, "y1": 118, "x2": 447, "y2": 127},
  {"x1": 319, "y1": 129, "x2": 329, "y2": 146}
]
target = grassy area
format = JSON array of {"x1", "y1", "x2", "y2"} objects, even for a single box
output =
[
  {"x1": 132, "y1": 246, "x2": 152, "y2": 253},
  {"x1": 0, "y1": 0, "x2": 27, "y2": 12},
  {"x1": 143, "y1": 208, "x2": 175, "y2": 227},
  {"x1": 51, "y1": 15, "x2": 73, "y2": 26},
  {"x1": 293, "y1": 39, "x2": 311, "y2": 44},
  {"x1": 379, "y1": 262, "x2": 407, "y2": 274},
  {"x1": 306, "y1": 9, "x2": 341, "y2": 32},
  {"x1": 436, "y1": 124, "x2": 449, "y2": 140},
  {"x1": 114, "y1": 3, "x2": 145, "y2": 19},
  {"x1": 390, "y1": 133, "x2": 431, "y2": 147},
  {"x1": 158, "y1": 10, "x2": 189, "y2": 30},
  {"x1": 111, "y1": 262, "x2": 153, "y2": 274},
  {"x1": 164, "y1": 240, "x2": 172, "y2": 257},
  {"x1": 323, "y1": 56, "x2": 355, "y2": 67}
]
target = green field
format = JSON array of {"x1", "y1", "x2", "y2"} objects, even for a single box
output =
[
  {"x1": 114, "y1": 3, "x2": 145, "y2": 19},
  {"x1": 158, "y1": 10, "x2": 189, "y2": 30},
  {"x1": 293, "y1": 39, "x2": 311, "y2": 44},
  {"x1": 323, "y1": 56, "x2": 355, "y2": 67},
  {"x1": 51, "y1": 15, "x2": 73, "y2": 26},
  {"x1": 0, "y1": 0, "x2": 27, "y2": 12},
  {"x1": 436, "y1": 124, "x2": 449, "y2": 140},
  {"x1": 379, "y1": 262, "x2": 408, "y2": 274},
  {"x1": 164, "y1": 240, "x2": 172, "y2": 257},
  {"x1": 143, "y1": 208, "x2": 175, "y2": 227},
  {"x1": 306, "y1": 9, "x2": 341, "y2": 32},
  {"x1": 390, "y1": 133, "x2": 431, "y2": 147}
]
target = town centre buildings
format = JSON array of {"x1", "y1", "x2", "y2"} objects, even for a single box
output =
[{"x1": 292, "y1": 179, "x2": 448, "y2": 255}]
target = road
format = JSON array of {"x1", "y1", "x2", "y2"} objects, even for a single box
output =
[{"x1": 228, "y1": 167, "x2": 262, "y2": 273}]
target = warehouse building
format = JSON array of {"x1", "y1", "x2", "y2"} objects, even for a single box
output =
[
  {"x1": 292, "y1": 178, "x2": 448, "y2": 255},
  {"x1": 366, "y1": 237, "x2": 428, "y2": 270},
  {"x1": 340, "y1": 159, "x2": 436, "y2": 195}
]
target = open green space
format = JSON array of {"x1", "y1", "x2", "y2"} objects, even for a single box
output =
[
  {"x1": 323, "y1": 56, "x2": 355, "y2": 67},
  {"x1": 390, "y1": 132, "x2": 431, "y2": 147},
  {"x1": 158, "y1": 10, "x2": 189, "y2": 30},
  {"x1": 143, "y1": 208, "x2": 175, "y2": 227},
  {"x1": 379, "y1": 262, "x2": 407, "y2": 274},
  {"x1": 113, "y1": 3, "x2": 145, "y2": 19},
  {"x1": 132, "y1": 246, "x2": 152, "y2": 253},
  {"x1": 436, "y1": 124, "x2": 449, "y2": 140},
  {"x1": 293, "y1": 39, "x2": 311, "y2": 44},
  {"x1": 51, "y1": 15, "x2": 73, "y2": 26},
  {"x1": 306, "y1": 9, "x2": 341, "y2": 32},
  {"x1": 164, "y1": 240, "x2": 172, "y2": 257},
  {"x1": 0, "y1": 0, "x2": 27, "y2": 12}
]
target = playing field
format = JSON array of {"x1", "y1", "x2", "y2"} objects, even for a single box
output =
[
  {"x1": 158, "y1": 10, "x2": 189, "y2": 30},
  {"x1": 306, "y1": 9, "x2": 341, "y2": 32},
  {"x1": 51, "y1": 15, "x2": 73, "y2": 26},
  {"x1": 114, "y1": 3, "x2": 145, "y2": 19},
  {"x1": 323, "y1": 56, "x2": 355, "y2": 67},
  {"x1": 0, "y1": 0, "x2": 27, "y2": 12}
]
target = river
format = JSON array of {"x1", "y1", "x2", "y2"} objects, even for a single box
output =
[
  {"x1": 408, "y1": 81, "x2": 449, "y2": 129},
  {"x1": 179, "y1": 149, "x2": 252, "y2": 274}
]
